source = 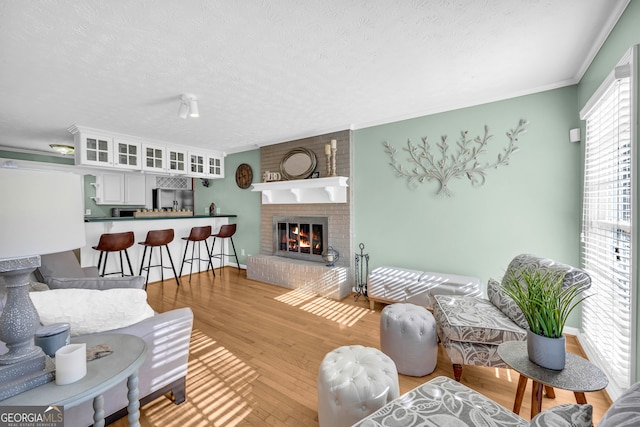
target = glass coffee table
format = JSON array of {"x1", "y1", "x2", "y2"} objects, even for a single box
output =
[
  {"x1": 2, "y1": 333, "x2": 147, "y2": 427},
  {"x1": 498, "y1": 341, "x2": 608, "y2": 418}
]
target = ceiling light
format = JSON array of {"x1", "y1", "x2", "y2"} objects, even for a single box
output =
[
  {"x1": 189, "y1": 99, "x2": 199, "y2": 118},
  {"x1": 49, "y1": 144, "x2": 75, "y2": 155},
  {"x1": 179, "y1": 94, "x2": 199, "y2": 119},
  {"x1": 178, "y1": 101, "x2": 189, "y2": 119}
]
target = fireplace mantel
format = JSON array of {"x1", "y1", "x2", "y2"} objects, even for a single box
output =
[{"x1": 251, "y1": 176, "x2": 348, "y2": 204}]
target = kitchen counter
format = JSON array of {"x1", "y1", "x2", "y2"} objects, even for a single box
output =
[
  {"x1": 81, "y1": 215, "x2": 237, "y2": 283},
  {"x1": 85, "y1": 214, "x2": 237, "y2": 222}
]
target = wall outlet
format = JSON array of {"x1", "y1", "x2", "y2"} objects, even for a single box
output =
[
  {"x1": 85, "y1": 209, "x2": 91, "y2": 216},
  {"x1": 241, "y1": 249, "x2": 245, "y2": 256}
]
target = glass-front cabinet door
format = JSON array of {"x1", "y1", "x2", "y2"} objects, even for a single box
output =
[
  {"x1": 78, "y1": 133, "x2": 113, "y2": 167},
  {"x1": 167, "y1": 148, "x2": 187, "y2": 174},
  {"x1": 189, "y1": 152, "x2": 206, "y2": 176},
  {"x1": 113, "y1": 139, "x2": 141, "y2": 170},
  {"x1": 142, "y1": 144, "x2": 166, "y2": 172},
  {"x1": 207, "y1": 155, "x2": 224, "y2": 178}
]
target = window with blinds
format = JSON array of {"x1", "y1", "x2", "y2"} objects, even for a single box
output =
[{"x1": 580, "y1": 48, "x2": 636, "y2": 397}]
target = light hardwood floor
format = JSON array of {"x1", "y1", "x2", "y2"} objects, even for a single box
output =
[{"x1": 114, "y1": 268, "x2": 612, "y2": 427}]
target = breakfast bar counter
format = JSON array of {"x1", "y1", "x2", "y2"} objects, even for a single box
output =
[
  {"x1": 84, "y1": 214, "x2": 237, "y2": 222},
  {"x1": 81, "y1": 215, "x2": 238, "y2": 283}
]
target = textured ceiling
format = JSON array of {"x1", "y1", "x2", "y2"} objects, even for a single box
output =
[{"x1": 0, "y1": 0, "x2": 629, "y2": 156}]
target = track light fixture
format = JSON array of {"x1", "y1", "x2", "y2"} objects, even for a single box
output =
[{"x1": 179, "y1": 94, "x2": 199, "y2": 119}]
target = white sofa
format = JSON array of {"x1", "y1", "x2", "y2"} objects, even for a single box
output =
[{"x1": 0, "y1": 250, "x2": 194, "y2": 426}]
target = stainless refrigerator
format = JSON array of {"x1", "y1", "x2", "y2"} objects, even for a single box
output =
[{"x1": 153, "y1": 189, "x2": 194, "y2": 211}]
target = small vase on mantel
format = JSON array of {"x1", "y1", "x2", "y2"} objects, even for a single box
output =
[{"x1": 527, "y1": 329, "x2": 566, "y2": 370}]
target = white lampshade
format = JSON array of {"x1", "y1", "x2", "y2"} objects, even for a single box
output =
[{"x1": 0, "y1": 168, "x2": 86, "y2": 259}]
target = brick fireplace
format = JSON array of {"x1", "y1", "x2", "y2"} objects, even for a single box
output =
[{"x1": 246, "y1": 130, "x2": 353, "y2": 300}]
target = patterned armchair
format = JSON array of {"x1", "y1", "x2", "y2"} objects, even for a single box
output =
[{"x1": 433, "y1": 254, "x2": 590, "y2": 381}]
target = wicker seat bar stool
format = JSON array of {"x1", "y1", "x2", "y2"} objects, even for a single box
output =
[
  {"x1": 210, "y1": 224, "x2": 241, "y2": 273},
  {"x1": 138, "y1": 228, "x2": 180, "y2": 288},
  {"x1": 92, "y1": 231, "x2": 135, "y2": 277},
  {"x1": 180, "y1": 225, "x2": 215, "y2": 282}
]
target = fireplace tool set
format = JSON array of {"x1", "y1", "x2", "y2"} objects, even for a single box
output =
[{"x1": 354, "y1": 243, "x2": 369, "y2": 302}]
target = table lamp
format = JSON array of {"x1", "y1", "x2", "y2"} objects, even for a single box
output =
[{"x1": 0, "y1": 165, "x2": 86, "y2": 399}]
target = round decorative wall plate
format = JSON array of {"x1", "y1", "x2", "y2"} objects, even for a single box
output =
[{"x1": 235, "y1": 163, "x2": 253, "y2": 189}]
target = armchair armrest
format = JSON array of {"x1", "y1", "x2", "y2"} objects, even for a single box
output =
[{"x1": 46, "y1": 275, "x2": 145, "y2": 290}]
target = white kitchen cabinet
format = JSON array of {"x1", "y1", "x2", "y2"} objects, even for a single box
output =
[
  {"x1": 94, "y1": 173, "x2": 146, "y2": 205},
  {"x1": 69, "y1": 125, "x2": 224, "y2": 177},
  {"x1": 188, "y1": 152, "x2": 206, "y2": 176},
  {"x1": 167, "y1": 148, "x2": 188, "y2": 174},
  {"x1": 74, "y1": 131, "x2": 114, "y2": 167},
  {"x1": 142, "y1": 144, "x2": 166, "y2": 173},
  {"x1": 98, "y1": 173, "x2": 124, "y2": 204},
  {"x1": 207, "y1": 155, "x2": 224, "y2": 178},
  {"x1": 124, "y1": 174, "x2": 146, "y2": 204},
  {"x1": 113, "y1": 139, "x2": 142, "y2": 170}
]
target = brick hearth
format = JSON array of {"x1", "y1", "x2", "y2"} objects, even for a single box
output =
[{"x1": 247, "y1": 255, "x2": 350, "y2": 300}]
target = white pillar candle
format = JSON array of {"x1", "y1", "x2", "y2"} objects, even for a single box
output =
[
  {"x1": 55, "y1": 343, "x2": 87, "y2": 385},
  {"x1": 325, "y1": 144, "x2": 331, "y2": 155},
  {"x1": 330, "y1": 139, "x2": 337, "y2": 149}
]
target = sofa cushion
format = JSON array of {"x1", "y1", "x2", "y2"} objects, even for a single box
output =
[
  {"x1": 434, "y1": 294, "x2": 526, "y2": 344},
  {"x1": 598, "y1": 381, "x2": 640, "y2": 427},
  {"x1": 36, "y1": 250, "x2": 93, "y2": 282},
  {"x1": 46, "y1": 275, "x2": 145, "y2": 290},
  {"x1": 353, "y1": 376, "x2": 528, "y2": 427},
  {"x1": 530, "y1": 404, "x2": 592, "y2": 427},
  {"x1": 29, "y1": 288, "x2": 154, "y2": 336}
]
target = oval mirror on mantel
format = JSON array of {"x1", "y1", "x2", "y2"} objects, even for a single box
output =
[{"x1": 279, "y1": 147, "x2": 317, "y2": 180}]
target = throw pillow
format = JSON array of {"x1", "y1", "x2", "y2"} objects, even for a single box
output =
[
  {"x1": 487, "y1": 278, "x2": 528, "y2": 330},
  {"x1": 29, "y1": 288, "x2": 154, "y2": 336}
]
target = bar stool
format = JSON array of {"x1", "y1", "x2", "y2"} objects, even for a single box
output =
[
  {"x1": 138, "y1": 229, "x2": 180, "y2": 288},
  {"x1": 92, "y1": 231, "x2": 135, "y2": 277},
  {"x1": 180, "y1": 225, "x2": 215, "y2": 282},
  {"x1": 210, "y1": 224, "x2": 241, "y2": 272}
]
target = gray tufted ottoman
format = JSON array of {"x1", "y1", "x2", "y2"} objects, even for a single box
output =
[
  {"x1": 380, "y1": 303, "x2": 438, "y2": 376},
  {"x1": 317, "y1": 345, "x2": 400, "y2": 427}
]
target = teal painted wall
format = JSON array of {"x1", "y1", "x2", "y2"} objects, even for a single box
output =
[
  {"x1": 0, "y1": 150, "x2": 73, "y2": 165},
  {"x1": 354, "y1": 86, "x2": 582, "y2": 288},
  {"x1": 576, "y1": 0, "x2": 640, "y2": 383},
  {"x1": 193, "y1": 149, "x2": 261, "y2": 266}
]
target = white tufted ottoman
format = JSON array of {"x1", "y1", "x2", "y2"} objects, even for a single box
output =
[
  {"x1": 317, "y1": 345, "x2": 400, "y2": 427},
  {"x1": 380, "y1": 303, "x2": 438, "y2": 376}
]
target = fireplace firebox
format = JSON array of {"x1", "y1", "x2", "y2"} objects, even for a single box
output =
[{"x1": 273, "y1": 216, "x2": 328, "y2": 262}]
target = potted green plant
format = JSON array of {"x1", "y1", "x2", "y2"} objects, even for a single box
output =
[{"x1": 501, "y1": 267, "x2": 590, "y2": 370}]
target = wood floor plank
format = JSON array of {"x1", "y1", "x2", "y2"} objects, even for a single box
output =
[{"x1": 112, "y1": 269, "x2": 612, "y2": 427}]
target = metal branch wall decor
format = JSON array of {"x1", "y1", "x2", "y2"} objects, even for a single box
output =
[{"x1": 383, "y1": 119, "x2": 528, "y2": 197}]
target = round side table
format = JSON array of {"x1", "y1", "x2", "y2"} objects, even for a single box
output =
[
  {"x1": 2, "y1": 334, "x2": 147, "y2": 427},
  {"x1": 497, "y1": 340, "x2": 608, "y2": 418}
]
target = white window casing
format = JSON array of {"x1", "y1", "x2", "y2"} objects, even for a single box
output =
[{"x1": 579, "y1": 46, "x2": 637, "y2": 400}]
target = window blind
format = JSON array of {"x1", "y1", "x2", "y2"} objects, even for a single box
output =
[{"x1": 580, "y1": 61, "x2": 634, "y2": 395}]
